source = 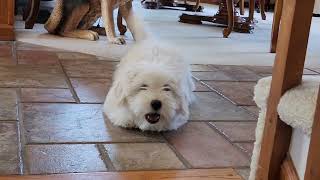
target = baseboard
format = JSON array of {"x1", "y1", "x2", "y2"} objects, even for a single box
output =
[{"x1": 0, "y1": 169, "x2": 241, "y2": 180}]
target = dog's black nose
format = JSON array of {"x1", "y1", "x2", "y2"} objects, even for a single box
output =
[{"x1": 151, "y1": 100, "x2": 162, "y2": 111}]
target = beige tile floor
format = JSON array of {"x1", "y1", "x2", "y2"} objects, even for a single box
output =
[{"x1": 1, "y1": 41, "x2": 320, "y2": 179}]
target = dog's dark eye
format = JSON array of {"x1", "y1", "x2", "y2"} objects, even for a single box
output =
[
  {"x1": 140, "y1": 84, "x2": 148, "y2": 90},
  {"x1": 163, "y1": 84, "x2": 171, "y2": 91}
]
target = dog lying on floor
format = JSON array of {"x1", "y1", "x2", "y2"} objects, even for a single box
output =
[
  {"x1": 103, "y1": 40, "x2": 195, "y2": 131},
  {"x1": 45, "y1": 0, "x2": 143, "y2": 44}
]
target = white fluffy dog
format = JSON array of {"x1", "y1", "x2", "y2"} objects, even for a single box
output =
[{"x1": 103, "y1": 41, "x2": 195, "y2": 131}]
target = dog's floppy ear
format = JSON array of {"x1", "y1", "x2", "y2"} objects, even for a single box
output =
[
  {"x1": 109, "y1": 76, "x2": 128, "y2": 106},
  {"x1": 175, "y1": 72, "x2": 194, "y2": 118},
  {"x1": 179, "y1": 95, "x2": 190, "y2": 118},
  {"x1": 108, "y1": 67, "x2": 138, "y2": 106}
]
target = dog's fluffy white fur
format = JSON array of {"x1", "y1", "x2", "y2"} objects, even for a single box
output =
[{"x1": 103, "y1": 41, "x2": 195, "y2": 131}]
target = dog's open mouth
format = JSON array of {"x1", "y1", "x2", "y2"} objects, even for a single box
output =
[{"x1": 145, "y1": 113, "x2": 160, "y2": 124}]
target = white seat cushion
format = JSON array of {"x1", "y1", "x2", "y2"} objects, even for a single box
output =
[
  {"x1": 249, "y1": 76, "x2": 319, "y2": 180},
  {"x1": 254, "y1": 76, "x2": 319, "y2": 135}
]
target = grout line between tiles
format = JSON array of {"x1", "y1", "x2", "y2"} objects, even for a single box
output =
[
  {"x1": 305, "y1": 68, "x2": 320, "y2": 74},
  {"x1": 26, "y1": 141, "x2": 166, "y2": 145},
  {"x1": 57, "y1": 60, "x2": 81, "y2": 103},
  {"x1": 200, "y1": 81, "x2": 242, "y2": 105},
  {"x1": 20, "y1": 101, "x2": 79, "y2": 104},
  {"x1": 96, "y1": 144, "x2": 116, "y2": 171},
  {"x1": 197, "y1": 79, "x2": 259, "y2": 119},
  {"x1": 238, "y1": 106, "x2": 259, "y2": 119},
  {"x1": 234, "y1": 143, "x2": 253, "y2": 157},
  {"x1": 16, "y1": 88, "x2": 27, "y2": 175},
  {"x1": 19, "y1": 87, "x2": 70, "y2": 89},
  {"x1": 0, "y1": 86, "x2": 70, "y2": 89},
  {"x1": 206, "y1": 122, "x2": 251, "y2": 158},
  {"x1": 19, "y1": 101, "x2": 104, "y2": 105},
  {"x1": 0, "y1": 120, "x2": 19, "y2": 122},
  {"x1": 161, "y1": 134, "x2": 192, "y2": 169},
  {"x1": 189, "y1": 119, "x2": 256, "y2": 122},
  {"x1": 12, "y1": 41, "x2": 18, "y2": 65},
  {"x1": 232, "y1": 140, "x2": 255, "y2": 143},
  {"x1": 200, "y1": 81, "x2": 258, "y2": 115}
]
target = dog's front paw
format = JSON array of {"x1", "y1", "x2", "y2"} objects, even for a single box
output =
[
  {"x1": 88, "y1": 31, "x2": 99, "y2": 41},
  {"x1": 109, "y1": 37, "x2": 126, "y2": 45}
]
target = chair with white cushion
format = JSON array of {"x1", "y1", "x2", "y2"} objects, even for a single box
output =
[{"x1": 248, "y1": 0, "x2": 320, "y2": 179}]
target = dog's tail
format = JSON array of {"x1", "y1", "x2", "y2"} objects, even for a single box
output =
[{"x1": 121, "y1": 6, "x2": 150, "y2": 42}]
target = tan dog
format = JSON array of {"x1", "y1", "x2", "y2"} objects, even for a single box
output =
[{"x1": 45, "y1": 0, "x2": 142, "y2": 44}]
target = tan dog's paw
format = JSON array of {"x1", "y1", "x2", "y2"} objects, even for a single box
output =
[
  {"x1": 44, "y1": 19, "x2": 58, "y2": 34},
  {"x1": 85, "y1": 30, "x2": 99, "y2": 41},
  {"x1": 89, "y1": 31, "x2": 99, "y2": 41},
  {"x1": 108, "y1": 37, "x2": 126, "y2": 45}
]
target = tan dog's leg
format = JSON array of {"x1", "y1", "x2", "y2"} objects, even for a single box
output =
[
  {"x1": 44, "y1": 0, "x2": 63, "y2": 33},
  {"x1": 59, "y1": 4, "x2": 99, "y2": 41},
  {"x1": 101, "y1": 0, "x2": 126, "y2": 44}
]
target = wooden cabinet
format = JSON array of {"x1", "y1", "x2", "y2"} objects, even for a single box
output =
[{"x1": 0, "y1": 0, "x2": 15, "y2": 40}]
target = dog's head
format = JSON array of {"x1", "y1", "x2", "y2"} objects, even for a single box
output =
[{"x1": 111, "y1": 61, "x2": 192, "y2": 131}]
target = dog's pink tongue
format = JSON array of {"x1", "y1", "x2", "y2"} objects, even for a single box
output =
[{"x1": 145, "y1": 113, "x2": 160, "y2": 124}]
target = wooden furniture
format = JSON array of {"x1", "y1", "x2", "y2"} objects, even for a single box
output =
[
  {"x1": 141, "y1": 0, "x2": 203, "y2": 12},
  {"x1": 270, "y1": 0, "x2": 283, "y2": 53},
  {"x1": 179, "y1": 0, "x2": 266, "y2": 38},
  {"x1": 179, "y1": 0, "x2": 247, "y2": 38},
  {"x1": 256, "y1": 0, "x2": 318, "y2": 179},
  {"x1": 0, "y1": 0, "x2": 15, "y2": 40},
  {"x1": 239, "y1": 0, "x2": 266, "y2": 20}
]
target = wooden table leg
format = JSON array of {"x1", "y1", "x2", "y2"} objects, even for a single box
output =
[
  {"x1": 270, "y1": 0, "x2": 283, "y2": 53},
  {"x1": 256, "y1": 0, "x2": 315, "y2": 179},
  {"x1": 249, "y1": 0, "x2": 255, "y2": 22},
  {"x1": 223, "y1": 0, "x2": 234, "y2": 38},
  {"x1": 260, "y1": 0, "x2": 266, "y2": 20},
  {"x1": 25, "y1": 0, "x2": 41, "y2": 29},
  {"x1": 239, "y1": 0, "x2": 245, "y2": 15}
]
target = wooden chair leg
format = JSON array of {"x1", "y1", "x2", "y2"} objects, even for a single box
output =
[
  {"x1": 249, "y1": 0, "x2": 255, "y2": 22},
  {"x1": 23, "y1": 0, "x2": 33, "y2": 21},
  {"x1": 270, "y1": 0, "x2": 283, "y2": 53},
  {"x1": 305, "y1": 87, "x2": 320, "y2": 180},
  {"x1": 193, "y1": 0, "x2": 201, "y2": 12},
  {"x1": 223, "y1": 0, "x2": 234, "y2": 38},
  {"x1": 256, "y1": 0, "x2": 315, "y2": 179},
  {"x1": 260, "y1": 0, "x2": 266, "y2": 20},
  {"x1": 25, "y1": 0, "x2": 41, "y2": 29},
  {"x1": 239, "y1": 0, "x2": 245, "y2": 15}
]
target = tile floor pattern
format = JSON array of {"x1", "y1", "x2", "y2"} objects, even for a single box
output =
[{"x1": 1, "y1": 42, "x2": 320, "y2": 179}]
